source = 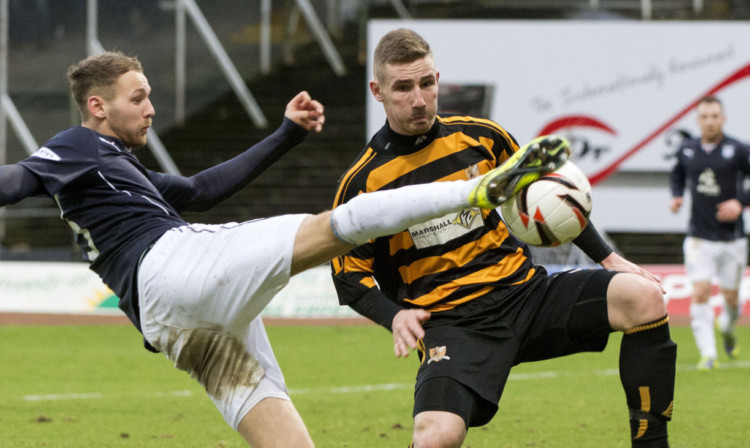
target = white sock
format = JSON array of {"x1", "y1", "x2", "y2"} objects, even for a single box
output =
[
  {"x1": 330, "y1": 178, "x2": 481, "y2": 246},
  {"x1": 690, "y1": 302, "x2": 717, "y2": 359},
  {"x1": 717, "y1": 303, "x2": 740, "y2": 335}
]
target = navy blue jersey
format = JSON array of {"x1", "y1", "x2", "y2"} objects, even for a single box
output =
[
  {"x1": 18, "y1": 127, "x2": 187, "y2": 330},
  {"x1": 670, "y1": 135, "x2": 750, "y2": 241},
  {"x1": 9, "y1": 119, "x2": 307, "y2": 337}
]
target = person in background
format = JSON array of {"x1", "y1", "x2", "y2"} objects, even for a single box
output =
[{"x1": 670, "y1": 95, "x2": 750, "y2": 370}]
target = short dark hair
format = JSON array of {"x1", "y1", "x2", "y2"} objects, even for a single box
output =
[
  {"x1": 698, "y1": 96, "x2": 722, "y2": 109},
  {"x1": 67, "y1": 51, "x2": 143, "y2": 120},
  {"x1": 373, "y1": 28, "x2": 432, "y2": 82}
]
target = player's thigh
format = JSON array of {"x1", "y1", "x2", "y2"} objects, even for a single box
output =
[
  {"x1": 683, "y1": 236, "x2": 719, "y2": 283},
  {"x1": 716, "y1": 238, "x2": 747, "y2": 291},
  {"x1": 414, "y1": 376, "x2": 485, "y2": 431},
  {"x1": 238, "y1": 397, "x2": 313, "y2": 448},
  {"x1": 139, "y1": 216, "x2": 307, "y2": 332},
  {"x1": 415, "y1": 325, "x2": 515, "y2": 427},
  {"x1": 291, "y1": 211, "x2": 354, "y2": 275},
  {"x1": 521, "y1": 269, "x2": 615, "y2": 362}
]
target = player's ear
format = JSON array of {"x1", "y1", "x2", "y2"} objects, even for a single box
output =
[
  {"x1": 87, "y1": 95, "x2": 107, "y2": 120},
  {"x1": 369, "y1": 79, "x2": 384, "y2": 103}
]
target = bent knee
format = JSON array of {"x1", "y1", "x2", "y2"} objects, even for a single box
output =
[
  {"x1": 413, "y1": 411, "x2": 466, "y2": 448},
  {"x1": 608, "y1": 273, "x2": 667, "y2": 330}
]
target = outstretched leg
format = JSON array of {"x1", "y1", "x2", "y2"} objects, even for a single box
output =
[{"x1": 292, "y1": 178, "x2": 483, "y2": 274}]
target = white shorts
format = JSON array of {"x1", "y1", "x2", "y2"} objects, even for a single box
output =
[
  {"x1": 137, "y1": 215, "x2": 309, "y2": 430},
  {"x1": 683, "y1": 236, "x2": 747, "y2": 290}
]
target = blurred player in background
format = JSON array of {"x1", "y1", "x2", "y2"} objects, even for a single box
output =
[
  {"x1": 670, "y1": 96, "x2": 750, "y2": 370},
  {"x1": 332, "y1": 28, "x2": 676, "y2": 448},
  {"x1": 0, "y1": 51, "x2": 523, "y2": 446}
]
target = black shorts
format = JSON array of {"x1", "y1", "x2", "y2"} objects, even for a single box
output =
[{"x1": 413, "y1": 267, "x2": 617, "y2": 427}]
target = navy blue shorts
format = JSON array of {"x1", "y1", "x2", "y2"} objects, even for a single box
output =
[{"x1": 414, "y1": 267, "x2": 617, "y2": 427}]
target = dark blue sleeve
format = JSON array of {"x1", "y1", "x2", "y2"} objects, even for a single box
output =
[
  {"x1": 736, "y1": 142, "x2": 750, "y2": 206},
  {"x1": 0, "y1": 165, "x2": 45, "y2": 206},
  {"x1": 669, "y1": 147, "x2": 686, "y2": 198},
  {"x1": 150, "y1": 118, "x2": 308, "y2": 212},
  {"x1": 345, "y1": 287, "x2": 404, "y2": 331},
  {"x1": 17, "y1": 127, "x2": 99, "y2": 196}
]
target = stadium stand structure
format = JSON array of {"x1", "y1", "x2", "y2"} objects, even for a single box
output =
[{"x1": 0, "y1": 0, "x2": 741, "y2": 263}]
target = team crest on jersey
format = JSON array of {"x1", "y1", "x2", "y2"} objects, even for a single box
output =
[
  {"x1": 31, "y1": 146, "x2": 61, "y2": 161},
  {"x1": 722, "y1": 144, "x2": 735, "y2": 159},
  {"x1": 453, "y1": 208, "x2": 481, "y2": 229},
  {"x1": 465, "y1": 164, "x2": 480, "y2": 179},
  {"x1": 427, "y1": 346, "x2": 450, "y2": 364}
]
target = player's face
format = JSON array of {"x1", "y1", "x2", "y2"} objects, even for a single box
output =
[
  {"x1": 696, "y1": 101, "x2": 724, "y2": 144},
  {"x1": 371, "y1": 55, "x2": 438, "y2": 136},
  {"x1": 103, "y1": 70, "x2": 155, "y2": 148}
]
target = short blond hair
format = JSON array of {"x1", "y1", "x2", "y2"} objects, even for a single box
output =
[
  {"x1": 373, "y1": 28, "x2": 432, "y2": 82},
  {"x1": 67, "y1": 51, "x2": 143, "y2": 120}
]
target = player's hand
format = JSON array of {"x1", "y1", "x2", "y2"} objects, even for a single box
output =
[
  {"x1": 669, "y1": 197, "x2": 683, "y2": 213},
  {"x1": 599, "y1": 252, "x2": 666, "y2": 294},
  {"x1": 716, "y1": 198, "x2": 742, "y2": 223},
  {"x1": 391, "y1": 309, "x2": 431, "y2": 358},
  {"x1": 285, "y1": 91, "x2": 325, "y2": 133}
]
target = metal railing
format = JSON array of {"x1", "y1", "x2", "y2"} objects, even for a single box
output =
[{"x1": 0, "y1": 0, "x2": 350, "y2": 259}]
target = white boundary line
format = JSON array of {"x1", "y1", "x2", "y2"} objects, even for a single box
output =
[{"x1": 21, "y1": 361, "x2": 750, "y2": 402}]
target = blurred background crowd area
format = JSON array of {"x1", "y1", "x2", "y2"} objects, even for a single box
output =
[{"x1": 1, "y1": 0, "x2": 749, "y2": 264}]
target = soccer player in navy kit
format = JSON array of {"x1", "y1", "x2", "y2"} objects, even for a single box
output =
[
  {"x1": 670, "y1": 96, "x2": 750, "y2": 370},
  {"x1": 0, "y1": 51, "x2": 570, "y2": 446}
]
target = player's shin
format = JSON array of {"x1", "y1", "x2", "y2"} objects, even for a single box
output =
[
  {"x1": 330, "y1": 178, "x2": 481, "y2": 246},
  {"x1": 619, "y1": 315, "x2": 676, "y2": 448}
]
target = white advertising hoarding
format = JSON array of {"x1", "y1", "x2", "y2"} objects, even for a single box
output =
[
  {"x1": 367, "y1": 20, "x2": 750, "y2": 180},
  {"x1": 0, "y1": 262, "x2": 747, "y2": 318}
]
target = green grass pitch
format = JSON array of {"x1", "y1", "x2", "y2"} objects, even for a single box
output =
[{"x1": 0, "y1": 324, "x2": 747, "y2": 447}]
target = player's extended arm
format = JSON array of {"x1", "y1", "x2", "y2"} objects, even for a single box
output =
[
  {"x1": 572, "y1": 221, "x2": 613, "y2": 263},
  {"x1": 0, "y1": 165, "x2": 43, "y2": 207},
  {"x1": 156, "y1": 92, "x2": 323, "y2": 212},
  {"x1": 179, "y1": 117, "x2": 308, "y2": 211},
  {"x1": 575, "y1": 220, "x2": 665, "y2": 292},
  {"x1": 600, "y1": 251, "x2": 665, "y2": 293}
]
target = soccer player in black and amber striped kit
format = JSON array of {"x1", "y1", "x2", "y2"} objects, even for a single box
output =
[{"x1": 331, "y1": 28, "x2": 676, "y2": 447}]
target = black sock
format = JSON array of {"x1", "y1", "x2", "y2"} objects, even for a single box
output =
[{"x1": 619, "y1": 315, "x2": 676, "y2": 448}]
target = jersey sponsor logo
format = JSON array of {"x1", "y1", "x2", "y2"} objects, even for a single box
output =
[
  {"x1": 696, "y1": 168, "x2": 720, "y2": 196},
  {"x1": 31, "y1": 146, "x2": 61, "y2": 161},
  {"x1": 408, "y1": 208, "x2": 483, "y2": 249},
  {"x1": 427, "y1": 345, "x2": 450, "y2": 364}
]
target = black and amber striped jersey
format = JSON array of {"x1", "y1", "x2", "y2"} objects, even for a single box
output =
[{"x1": 331, "y1": 114, "x2": 539, "y2": 318}]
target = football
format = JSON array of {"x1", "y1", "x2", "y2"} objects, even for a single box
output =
[{"x1": 500, "y1": 161, "x2": 592, "y2": 247}]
